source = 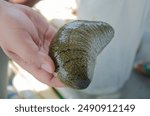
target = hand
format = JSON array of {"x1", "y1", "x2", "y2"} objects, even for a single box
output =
[{"x1": 0, "y1": 1, "x2": 64, "y2": 87}]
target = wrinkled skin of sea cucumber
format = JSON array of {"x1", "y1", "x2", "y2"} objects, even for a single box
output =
[{"x1": 49, "y1": 20, "x2": 114, "y2": 89}]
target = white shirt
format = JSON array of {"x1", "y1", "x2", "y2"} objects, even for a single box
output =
[
  {"x1": 54, "y1": 0, "x2": 150, "y2": 98},
  {"x1": 57, "y1": 0, "x2": 150, "y2": 98}
]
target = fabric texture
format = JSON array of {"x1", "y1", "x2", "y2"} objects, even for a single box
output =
[{"x1": 57, "y1": 0, "x2": 150, "y2": 98}]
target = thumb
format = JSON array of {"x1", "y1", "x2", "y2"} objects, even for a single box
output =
[
  {"x1": 6, "y1": 31, "x2": 55, "y2": 73},
  {"x1": 3, "y1": 32, "x2": 60, "y2": 86},
  {"x1": 39, "y1": 51, "x2": 55, "y2": 73}
]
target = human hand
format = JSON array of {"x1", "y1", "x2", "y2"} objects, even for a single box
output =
[{"x1": 0, "y1": 1, "x2": 64, "y2": 87}]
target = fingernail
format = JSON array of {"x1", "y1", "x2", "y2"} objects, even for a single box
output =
[{"x1": 41, "y1": 64, "x2": 51, "y2": 73}]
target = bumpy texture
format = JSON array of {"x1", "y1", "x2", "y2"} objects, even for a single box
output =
[{"x1": 49, "y1": 20, "x2": 114, "y2": 89}]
